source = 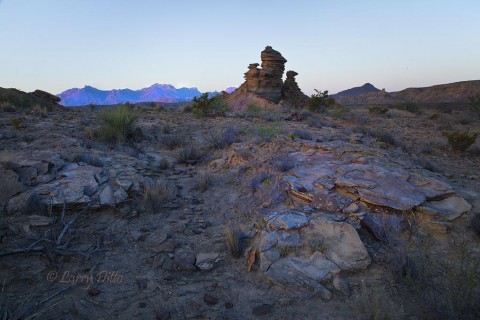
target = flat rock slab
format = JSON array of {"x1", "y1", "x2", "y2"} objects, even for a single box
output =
[
  {"x1": 421, "y1": 196, "x2": 472, "y2": 221},
  {"x1": 267, "y1": 211, "x2": 310, "y2": 231}
]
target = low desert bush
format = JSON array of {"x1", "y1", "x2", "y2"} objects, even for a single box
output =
[
  {"x1": 177, "y1": 145, "x2": 204, "y2": 165},
  {"x1": 429, "y1": 113, "x2": 441, "y2": 120},
  {"x1": 367, "y1": 129, "x2": 405, "y2": 149},
  {"x1": 354, "y1": 284, "x2": 401, "y2": 320},
  {"x1": 0, "y1": 149, "x2": 15, "y2": 169},
  {"x1": 468, "y1": 93, "x2": 480, "y2": 118},
  {"x1": 225, "y1": 223, "x2": 242, "y2": 258},
  {"x1": 99, "y1": 105, "x2": 139, "y2": 143},
  {"x1": 252, "y1": 126, "x2": 281, "y2": 143},
  {"x1": 249, "y1": 172, "x2": 270, "y2": 192},
  {"x1": 292, "y1": 129, "x2": 313, "y2": 141},
  {"x1": 444, "y1": 131, "x2": 477, "y2": 151},
  {"x1": 275, "y1": 155, "x2": 295, "y2": 172},
  {"x1": 191, "y1": 93, "x2": 229, "y2": 117},
  {"x1": 158, "y1": 157, "x2": 170, "y2": 170},
  {"x1": 396, "y1": 101, "x2": 422, "y2": 114},
  {"x1": 11, "y1": 118, "x2": 22, "y2": 130},
  {"x1": 0, "y1": 101, "x2": 16, "y2": 112},
  {"x1": 307, "y1": 89, "x2": 335, "y2": 113},
  {"x1": 369, "y1": 106, "x2": 389, "y2": 114},
  {"x1": 193, "y1": 173, "x2": 213, "y2": 192},
  {"x1": 161, "y1": 134, "x2": 183, "y2": 150},
  {"x1": 63, "y1": 151, "x2": 103, "y2": 167},
  {"x1": 143, "y1": 180, "x2": 171, "y2": 214},
  {"x1": 161, "y1": 123, "x2": 172, "y2": 134},
  {"x1": 203, "y1": 126, "x2": 240, "y2": 149}
]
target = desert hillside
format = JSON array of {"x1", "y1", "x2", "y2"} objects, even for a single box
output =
[{"x1": 335, "y1": 80, "x2": 480, "y2": 106}]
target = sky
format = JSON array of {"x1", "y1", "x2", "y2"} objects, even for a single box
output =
[{"x1": 0, "y1": 0, "x2": 479, "y2": 95}]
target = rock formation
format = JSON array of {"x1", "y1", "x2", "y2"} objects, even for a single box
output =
[{"x1": 233, "y1": 46, "x2": 308, "y2": 106}]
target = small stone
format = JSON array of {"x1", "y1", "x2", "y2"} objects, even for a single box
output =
[
  {"x1": 224, "y1": 302, "x2": 233, "y2": 309},
  {"x1": 315, "y1": 285, "x2": 333, "y2": 301},
  {"x1": 344, "y1": 203, "x2": 359, "y2": 214},
  {"x1": 173, "y1": 251, "x2": 196, "y2": 271},
  {"x1": 138, "y1": 302, "x2": 147, "y2": 308},
  {"x1": 87, "y1": 288, "x2": 101, "y2": 296},
  {"x1": 252, "y1": 304, "x2": 273, "y2": 316},
  {"x1": 203, "y1": 293, "x2": 219, "y2": 305},
  {"x1": 155, "y1": 308, "x2": 171, "y2": 320},
  {"x1": 195, "y1": 252, "x2": 219, "y2": 271}
]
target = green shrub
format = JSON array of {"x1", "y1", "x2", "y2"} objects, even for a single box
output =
[
  {"x1": 468, "y1": 93, "x2": 480, "y2": 117},
  {"x1": 369, "y1": 106, "x2": 389, "y2": 114},
  {"x1": 11, "y1": 118, "x2": 22, "y2": 129},
  {"x1": 307, "y1": 89, "x2": 335, "y2": 113},
  {"x1": 252, "y1": 126, "x2": 281, "y2": 142},
  {"x1": 177, "y1": 145, "x2": 203, "y2": 164},
  {"x1": 99, "y1": 105, "x2": 139, "y2": 143},
  {"x1": 444, "y1": 131, "x2": 477, "y2": 151},
  {"x1": 191, "y1": 93, "x2": 229, "y2": 117}
]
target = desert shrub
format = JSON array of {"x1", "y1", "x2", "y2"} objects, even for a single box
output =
[
  {"x1": 369, "y1": 106, "x2": 389, "y2": 114},
  {"x1": 158, "y1": 157, "x2": 170, "y2": 170},
  {"x1": 396, "y1": 101, "x2": 422, "y2": 114},
  {"x1": 193, "y1": 173, "x2": 213, "y2": 192},
  {"x1": 161, "y1": 123, "x2": 172, "y2": 134},
  {"x1": 161, "y1": 134, "x2": 183, "y2": 150},
  {"x1": 354, "y1": 284, "x2": 401, "y2": 320},
  {"x1": 182, "y1": 104, "x2": 193, "y2": 113},
  {"x1": 177, "y1": 145, "x2": 203, "y2": 165},
  {"x1": 203, "y1": 126, "x2": 240, "y2": 149},
  {"x1": 63, "y1": 151, "x2": 103, "y2": 167},
  {"x1": 191, "y1": 93, "x2": 229, "y2": 117},
  {"x1": 246, "y1": 104, "x2": 263, "y2": 117},
  {"x1": 32, "y1": 104, "x2": 47, "y2": 118},
  {"x1": 292, "y1": 129, "x2": 313, "y2": 141},
  {"x1": 367, "y1": 129, "x2": 405, "y2": 149},
  {"x1": 143, "y1": 180, "x2": 171, "y2": 214},
  {"x1": 83, "y1": 127, "x2": 99, "y2": 140},
  {"x1": 275, "y1": 155, "x2": 295, "y2": 172},
  {"x1": 253, "y1": 126, "x2": 281, "y2": 143},
  {"x1": 11, "y1": 118, "x2": 22, "y2": 130},
  {"x1": 0, "y1": 101, "x2": 16, "y2": 112},
  {"x1": 472, "y1": 214, "x2": 480, "y2": 237},
  {"x1": 307, "y1": 89, "x2": 335, "y2": 113},
  {"x1": 249, "y1": 172, "x2": 270, "y2": 192},
  {"x1": 328, "y1": 107, "x2": 349, "y2": 118},
  {"x1": 22, "y1": 192, "x2": 46, "y2": 215},
  {"x1": 444, "y1": 131, "x2": 477, "y2": 151},
  {"x1": 0, "y1": 150, "x2": 15, "y2": 169},
  {"x1": 99, "y1": 105, "x2": 139, "y2": 143},
  {"x1": 468, "y1": 93, "x2": 480, "y2": 118},
  {"x1": 404, "y1": 237, "x2": 480, "y2": 319},
  {"x1": 225, "y1": 223, "x2": 242, "y2": 258}
]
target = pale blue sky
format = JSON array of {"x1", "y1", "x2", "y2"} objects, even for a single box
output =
[{"x1": 0, "y1": 0, "x2": 479, "y2": 95}]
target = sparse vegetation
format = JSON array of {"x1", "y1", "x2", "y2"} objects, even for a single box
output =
[
  {"x1": 193, "y1": 173, "x2": 213, "y2": 192},
  {"x1": 275, "y1": 155, "x2": 295, "y2": 172},
  {"x1": 468, "y1": 93, "x2": 480, "y2": 118},
  {"x1": 225, "y1": 223, "x2": 242, "y2": 258},
  {"x1": 252, "y1": 126, "x2": 281, "y2": 142},
  {"x1": 369, "y1": 106, "x2": 389, "y2": 114},
  {"x1": 191, "y1": 93, "x2": 230, "y2": 117},
  {"x1": 396, "y1": 101, "x2": 422, "y2": 114},
  {"x1": 203, "y1": 126, "x2": 240, "y2": 149},
  {"x1": 11, "y1": 118, "x2": 22, "y2": 130},
  {"x1": 292, "y1": 129, "x2": 313, "y2": 141},
  {"x1": 444, "y1": 131, "x2": 477, "y2": 151},
  {"x1": 307, "y1": 89, "x2": 335, "y2": 113},
  {"x1": 99, "y1": 104, "x2": 139, "y2": 143},
  {"x1": 158, "y1": 157, "x2": 170, "y2": 170},
  {"x1": 143, "y1": 180, "x2": 171, "y2": 214},
  {"x1": 249, "y1": 172, "x2": 270, "y2": 192},
  {"x1": 161, "y1": 134, "x2": 183, "y2": 150},
  {"x1": 177, "y1": 144, "x2": 204, "y2": 164}
]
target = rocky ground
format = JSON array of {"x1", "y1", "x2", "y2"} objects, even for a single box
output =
[{"x1": 1, "y1": 104, "x2": 479, "y2": 319}]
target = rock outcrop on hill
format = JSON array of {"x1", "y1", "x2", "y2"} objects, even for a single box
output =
[{"x1": 229, "y1": 46, "x2": 308, "y2": 108}]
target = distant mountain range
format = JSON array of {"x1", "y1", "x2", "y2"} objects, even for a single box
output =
[
  {"x1": 57, "y1": 84, "x2": 237, "y2": 107},
  {"x1": 333, "y1": 80, "x2": 480, "y2": 106}
]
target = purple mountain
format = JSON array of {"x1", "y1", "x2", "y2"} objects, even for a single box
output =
[{"x1": 57, "y1": 84, "x2": 232, "y2": 106}]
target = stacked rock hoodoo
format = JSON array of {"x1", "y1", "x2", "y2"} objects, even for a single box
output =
[{"x1": 238, "y1": 46, "x2": 308, "y2": 106}]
